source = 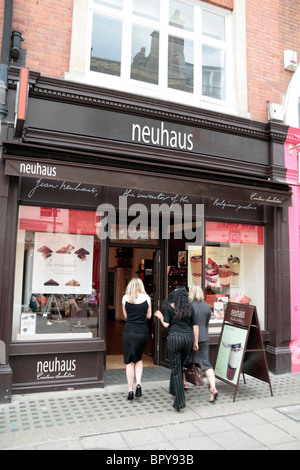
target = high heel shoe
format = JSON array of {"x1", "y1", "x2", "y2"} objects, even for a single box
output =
[
  {"x1": 135, "y1": 384, "x2": 142, "y2": 397},
  {"x1": 127, "y1": 391, "x2": 134, "y2": 401},
  {"x1": 209, "y1": 389, "x2": 218, "y2": 403}
]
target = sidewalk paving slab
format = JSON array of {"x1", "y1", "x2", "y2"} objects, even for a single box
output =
[{"x1": 1, "y1": 369, "x2": 300, "y2": 451}]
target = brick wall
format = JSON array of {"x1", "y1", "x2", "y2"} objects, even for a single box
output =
[
  {"x1": 246, "y1": 0, "x2": 300, "y2": 122},
  {"x1": 0, "y1": 0, "x2": 73, "y2": 79},
  {"x1": 202, "y1": 0, "x2": 234, "y2": 11}
]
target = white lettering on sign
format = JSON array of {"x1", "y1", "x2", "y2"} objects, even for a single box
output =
[
  {"x1": 231, "y1": 309, "x2": 246, "y2": 320},
  {"x1": 250, "y1": 192, "x2": 283, "y2": 205},
  {"x1": 20, "y1": 162, "x2": 57, "y2": 177},
  {"x1": 36, "y1": 357, "x2": 77, "y2": 380},
  {"x1": 132, "y1": 121, "x2": 194, "y2": 151}
]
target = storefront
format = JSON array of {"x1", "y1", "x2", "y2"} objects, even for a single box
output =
[{"x1": 0, "y1": 68, "x2": 292, "y2": 402}]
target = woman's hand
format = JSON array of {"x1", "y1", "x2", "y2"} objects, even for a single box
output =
[
  {"x1": 193, "y1": 342, "x2": 199, "y2": 351},
  {"x1": 154, "y1": 310, "x2": 169, "y2": 329},
  {"x1": 154, "y1": 310, "x2": 163, "y2": 321}
]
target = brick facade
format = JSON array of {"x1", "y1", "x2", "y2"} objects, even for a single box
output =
[
  {"x1": 0, "y1": 0, "x2": 299, "y2": 122},
  {"x1": 246, "y1": 0, "x2": 300, "y2": 122}
]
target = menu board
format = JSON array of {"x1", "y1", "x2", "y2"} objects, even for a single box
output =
[
  {"x1": 32, "y1": 232, "x2": 94, "y2": 294},
  {"x1": 214, "y1": 302, "x2": 273, "y2": 402}
]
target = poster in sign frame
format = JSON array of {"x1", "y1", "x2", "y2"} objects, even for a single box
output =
[{"x1": 214, "y1": 302, "x2": 273, "y2": 402}]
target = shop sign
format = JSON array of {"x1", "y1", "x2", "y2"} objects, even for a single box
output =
[
  {"x1": 10, "y1": 352, "x2": 101, "y2": 387},
  {"x1": 26, "y1": 97, "x2": 270, "y2": 166},
  {"x1": 5, "y1": 156, "x2": 292, "y2": 207},
  {"x1": 14, "y1": 67, "x2": 29, "y2": 138},
  {"x1": 36, "y1": 356, "x2": 77, "y2": 381}
]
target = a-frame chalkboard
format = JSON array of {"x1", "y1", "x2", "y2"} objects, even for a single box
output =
[{"x1": 214, "y1": 302, "x2": 273, "y2": 402}]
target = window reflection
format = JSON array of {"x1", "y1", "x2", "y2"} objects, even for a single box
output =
[
  {"x1": 202, "y1": 10, "x2": 225, "y2": 40},
  {"x1": 169, "y1": 0, "x2": 194, "y2": 32},
  {"x1": 133, "y1": 0, "x2": 160, "y2": 21},
  {"x1": 168, "y1": 36, "x2": 194, "y2": 93},
  {"x1": 131, "y1": 25, "x2": 159, "y2": 85},
  {"x1": 90, "y1": 15, "x2": 122, "y2": 76},
  {"x1": 202, "y1": 45, "x2": 226, "y2": 100}
]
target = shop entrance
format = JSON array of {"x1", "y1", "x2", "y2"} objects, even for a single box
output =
[{"x1": 106, "y1": 246, "x2": 161, "y2": 370}]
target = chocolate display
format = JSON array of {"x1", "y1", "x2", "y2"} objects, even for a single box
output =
[
  {"x1": 205, "y1": 257, "x2": 219, "y2": 287},
  {"x1": 37, "y1": 246, "x2": 53, "y2": 259},
  {"x1": 65, "y1": 279, "x2": 81, "y2": 286},
  {"x1": 228, "y1": 255, "x2": 240, "y2": 285},
  {"x1": 219, "y1": 264, "x2": 231, "y2": 288},
  {"x1": 75, "y1": 248, "x2": 90, "y2": 260},
  {"x1": 56, "y1": 244, "x2": 74, "y2": 254},
  {"x1": 190, "y1": 255, "x2": 202, "y2": 285},
  {"x1": 44, "y1": 279, "x2": 59, "y2": 286}
]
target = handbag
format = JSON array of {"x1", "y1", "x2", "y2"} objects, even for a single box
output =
[{"x1": 184, "y1": 361, "x2": 204, "y2": 386}]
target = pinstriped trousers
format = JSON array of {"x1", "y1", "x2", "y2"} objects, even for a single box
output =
[{"x1": 167, "y1": 331, "x2": 193, "y2": 411}]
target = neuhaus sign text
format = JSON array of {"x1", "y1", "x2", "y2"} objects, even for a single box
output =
[{"x1": 132, "y1": 121, "x2": 194, "y2": 151}]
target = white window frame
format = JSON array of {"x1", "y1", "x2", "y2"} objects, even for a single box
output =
[{"x1": 67, "y1": 0, "x2": 248, "y2": 117}]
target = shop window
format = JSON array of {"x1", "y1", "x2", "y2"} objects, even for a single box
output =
[
  {"x1": 168, "y1": 221, "x2": 265, "y2": 333},
  {"x1": 205, "y1": 222, "x2": 265, "y2": 332},
  {"x1": 12, "y1": 206, "x2": 101, "y2": 341}
]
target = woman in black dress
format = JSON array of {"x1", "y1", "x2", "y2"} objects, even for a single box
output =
[
  {"x1": 122, "y1": 278, "x2": 152, "y2": 401},
  {"x1": 155, "y1": 287, "x2": 198, "y2": 411}
]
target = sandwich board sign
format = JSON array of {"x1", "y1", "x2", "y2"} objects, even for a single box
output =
[{"x1": 214, "y1": 302, "x2": 273, "y2": 402}]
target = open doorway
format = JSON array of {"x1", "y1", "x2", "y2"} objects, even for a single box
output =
[{"x1": 106, "y1": 246, "x2": 158, "y2": 370}]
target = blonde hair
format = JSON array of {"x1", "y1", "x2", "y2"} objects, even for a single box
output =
[
  {"x1": 189, "y1": 284, "x2": 204, "y2": 302},
  {"x1": 125, "y1": 277, "x2": 146, "y2": 303}
]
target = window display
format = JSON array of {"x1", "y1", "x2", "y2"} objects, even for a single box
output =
[
  {"x1": 205, "y1": 222, "x2": 265, "y2": 332},
  {"x1": 12, "y1": 206, "x2": 100, "y2": 341},
  {"x1": 168, "y1": 221, "x2": 265, "y2": 332}
]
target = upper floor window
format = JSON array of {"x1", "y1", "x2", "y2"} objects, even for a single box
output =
[{"x1": 88, "y1": 0, "x2": 231, "y2": 105}]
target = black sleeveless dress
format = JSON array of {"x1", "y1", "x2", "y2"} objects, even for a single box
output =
[{"x1": 123, "y1": 300, "x2": 149, "y2": 364}]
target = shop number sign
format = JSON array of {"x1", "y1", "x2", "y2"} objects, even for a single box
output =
[{"x1": 214, "y1": 302, "x2": 273, "y2": 402}]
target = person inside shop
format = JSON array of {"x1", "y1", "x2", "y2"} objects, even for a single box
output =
[
  {"x1": 122, "y1": 277, "x2": 152, "y2": 401},
  {"x1": 188, "y1": 284, "x2": 218, "y2": 403},
  {"x1": 154, "y1": 286, "x2": 199, "y2": 412}
]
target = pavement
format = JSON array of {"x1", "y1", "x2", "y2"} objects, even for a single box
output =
[{"x1": 1, "y1": 367, "x2": 300, "y2": 451}]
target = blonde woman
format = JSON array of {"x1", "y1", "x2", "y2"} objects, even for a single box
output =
[
  {"x1": 122, "y1": 278, "x2": 152, "y2": 401},
  {"x1": 188, "y1": 284, "x2": 218, "y2": 403}
]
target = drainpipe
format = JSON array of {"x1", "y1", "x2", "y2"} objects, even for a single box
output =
[{"x1": 0, "y1": 0, "x2": 13, "y2": 124}]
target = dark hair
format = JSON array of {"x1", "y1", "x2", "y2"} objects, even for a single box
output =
[{"x1": 163, "y1": 286, "x2": 192, "y2": 320}]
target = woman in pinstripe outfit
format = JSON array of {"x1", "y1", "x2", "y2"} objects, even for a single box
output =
[{"x1": 155, "y1": 287, "x2": 198, "y2": 411}]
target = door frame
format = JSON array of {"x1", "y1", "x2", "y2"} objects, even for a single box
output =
[{"x1": 104, "y1": 239, "x2": 164, "y2": 367}]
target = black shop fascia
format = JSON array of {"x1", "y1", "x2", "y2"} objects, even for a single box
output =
[{"x1": 0, "y1": 74, "x2": 292, "y2": 400}]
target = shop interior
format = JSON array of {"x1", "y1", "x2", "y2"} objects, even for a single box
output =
[{"x1": 106, "y1": 246, "x2": 157, "y2": 370}]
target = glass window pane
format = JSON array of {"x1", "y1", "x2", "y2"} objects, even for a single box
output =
[
  {"x1": 202, "y1": 45, "x2": 226, "y2": 100},
  {"x1": 93, "y1": 0, "x2": 123, "y2": 10},
  {"x1": 168, "y1": 36, "x2": 194, "y2": 93},
  {"x1": 131, "y1": 25, "x2": 159, "y2": 85},
  {"x1": 90, "y1": 14, "x2": 122, "y2": 76},
  {"x1": 205, "y1": 222, "x2": 265, "y2": 330},
  {"x1": 169, "y1": 0, "x2": 194, "y2": 32},
  {"x1": 13, "y1": 207, "x2": 101, "y2": 341},
  {"x1": 133, "y1": 0, "x2": 160, "y2": 21},
  {"x1": 202, "y1": 10, "x2": 225, "y2": 41}
]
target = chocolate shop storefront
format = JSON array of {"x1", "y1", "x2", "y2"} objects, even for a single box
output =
[{"x1": 0, "y1": 68, "x2": 292, "y2": 402}]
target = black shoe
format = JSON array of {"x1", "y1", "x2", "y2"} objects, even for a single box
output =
[
  {"x1": 135, "y1": 384, "x2": 142, "y2": 397},
  {"x1": 127, "y1": 391, "x2": 134, "y2": 401}
]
